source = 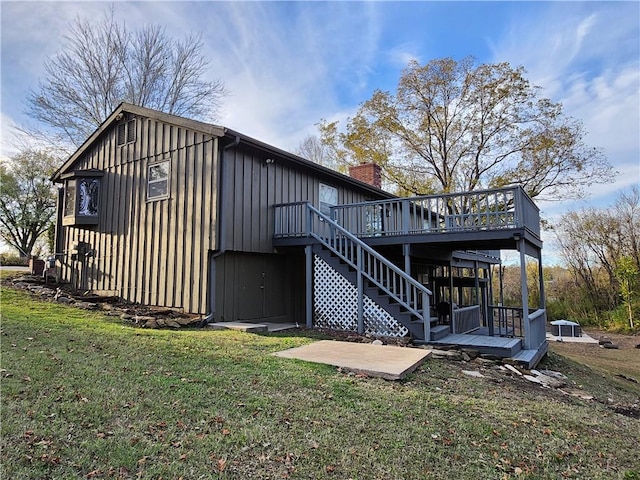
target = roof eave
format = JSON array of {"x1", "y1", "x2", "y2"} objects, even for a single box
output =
[{"x1": 51, "y1": 103, "x2": 225, "y2": 182}]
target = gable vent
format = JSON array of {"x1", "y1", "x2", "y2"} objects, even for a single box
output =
[{"x1": 117, "y1": 119, "x2": 136, "y2": 146}]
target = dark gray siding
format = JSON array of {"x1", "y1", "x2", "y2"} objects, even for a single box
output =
[
  {"x1": 213, "y1": 251, "x2": 305, "y2": 323},
  {"x1": 59, "y1": 113, "x2": 219, "y2": 313},
  {"x1": 221, "y1": 145, "x2": 378, "y2": 253}
]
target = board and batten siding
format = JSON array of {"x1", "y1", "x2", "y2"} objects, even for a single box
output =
[
  {"x1": 59, "y1": 114, "x2": 219, "y2": 314},
  {"x1": 221, "y1": 145, "x2": 378, "y2": 253}
]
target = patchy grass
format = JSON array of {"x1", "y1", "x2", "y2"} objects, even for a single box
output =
[
  {"x1": 548, "y1": 330, "x2": 640, "y2": 403},
  {"x1": 1, "y1": 286, "x2": 639, "y2": 479}
]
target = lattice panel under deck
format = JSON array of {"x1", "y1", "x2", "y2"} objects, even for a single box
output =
[{"x1": 313, "y1": 255, "x2": 409, "y2": 337}]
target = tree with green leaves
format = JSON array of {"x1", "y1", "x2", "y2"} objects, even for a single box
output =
[
  {"x1": 319, "y1": 57, "x2": 612, "y2": 198},
  {"x1": 26, "y1": 8, "x2": 226, "y2": 147},
  {"x1": 0, "y1": 149, "x2": 59, "y2": 258}
]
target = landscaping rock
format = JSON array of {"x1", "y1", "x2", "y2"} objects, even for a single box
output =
[
  {"x1": 480, "y1": 354, "x2": 502, "y2": 361},
  {"x1": 473, "y1": 357, "x2": 497, "y2": 366},
  {"x1": 599, "y1": 337, "x2": 612, "y2": 345},
  {"x1": 56, "y1": 296, "x2": 73, "y2": 304},
  {"x1": 133, "y1": 315, "x2": 155, "y2": 325},
  {"x1": 164, "y1": 319, "x2": 181, "y2": 329},
  {"x1": 602, "y1": 342, "x2": 619, "y2": 349},
  {"x1": 429, "y1": 349, "x2": 463, "y2": 361},
  {"x1": 175, "y1": 317, "x2": 196, "y2": 326},
  {"x1": 462, "y1": 370, "x2": 485, "y2": 378},
  {"x1": 143, "y1": 318, "x2": 158, "y2": 329},
  {"x1": 76, "y1": 302, "x2": 98, "y2": 310},
  {"x1": 461, "y1": 349, "x2": 480, "y2": 360},
  {"x1": 538, "y1": 369, "x2": 568, "y2": 381},
  {"x1": 504, "y1": 364, "x2": 523, "y2": 376},
  {"x1": 371, "y1": 339, "x2": 384, "y2": 346},
  {"x1": 615, "y1": 374, "x2": 638, "y2": 384}
]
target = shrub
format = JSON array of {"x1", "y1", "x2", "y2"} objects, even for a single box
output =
[{"x1": 0, "y1": 253, "x2": 29, "y2": 266}]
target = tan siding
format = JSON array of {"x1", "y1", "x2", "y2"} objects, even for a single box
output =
[{"x1": 58, "y1": 113, "x2": 219, "y2": 313}]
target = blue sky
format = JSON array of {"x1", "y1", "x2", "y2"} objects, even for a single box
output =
[{"x1": 1, "y1": 1, "x2": 639, "y2": 259}]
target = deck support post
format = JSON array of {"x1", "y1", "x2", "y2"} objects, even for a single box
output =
[
  {"x1": 474, "y1": 261, "x2": 481, "y2": 326},
  {"x1": 519, "y1": 238, "x2": 531, "y2": 349},
  {"x1": 488, "y1": 265, "x2": 495, "y2": 336},
  {"x1": 537, "y1": 249, "x2": 546, "y2": 310},
  {"x1": 403, "y1": 244, "x2": 411, "y2": 276},
  {"x1": 305, "y1": 245, "x2": 313, "y2": 329},
  {"x1": 356, "y1": 246, "x2": 364, "y2": 334}
]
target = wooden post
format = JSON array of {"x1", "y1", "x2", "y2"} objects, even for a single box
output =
[
  {"x1": 488, "y1": 265, "x2": 495, "y2": 336},
  {"x1": 519, "y1": 239, "x2": 531, "y2": 349},
  {"x1": 357, "y1": 246, "x2": 364, "y2": 334},
  {"x1": 305, "y1": 245, "x2": 313, "y2": 329},
  {"x1": 403, "y1": 244, "x2": 411, "y2": 276}
]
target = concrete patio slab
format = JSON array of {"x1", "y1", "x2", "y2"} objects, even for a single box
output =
[
  {"x1": 546, "y1": 332, "x2": 599, "y2": 344},
  {"x1": 207, "y1": 322, "x2": 298, "y2": 333},
  {"x1": 272, "y1": 340, "x2": 431, "y2": 380}
]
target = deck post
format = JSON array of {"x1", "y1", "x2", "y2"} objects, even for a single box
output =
[
  {"x1": 403, "y1": 243, "x2": 411, "y2": 275},
  {"x1": 305, "y1": 245, "x2": 313, "y2": 329},
  {"x1": 519, "y1": 238, "x2": 531, "y2": 349},
  {"x1": 356, "y1": 245, "x2": 364, "y2": 334},
  {"x1": 474, "y1": 260, "x2": 481, "y2": 325},
  {"x1": 537, "y1": 249, "x2": 546, "y2": 310},
  {"x1": 488, "y1": 265, "x2": 495, "y2": 336},
  {"x1": 423, "y1": 291, "x2": 431, "y2": 341}
]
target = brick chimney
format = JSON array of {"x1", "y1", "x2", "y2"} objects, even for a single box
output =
[{"x1": 349, "y1": 163, "x2": 382, "y2": 189}]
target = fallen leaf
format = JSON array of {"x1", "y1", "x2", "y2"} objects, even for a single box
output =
[{"x1": 217, "y1": 458, "x2": 226, "y2": 472}]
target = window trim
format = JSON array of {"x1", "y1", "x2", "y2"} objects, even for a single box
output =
[
  {"x1": 319, "y1": 183, "x2": 338, "y2": 217},
  {"x1": 60, "y1": 170, "x2": 103, "y2": 226},
  {"x1": 147, "y1": 159, "x2": 171, "y2": 201}
]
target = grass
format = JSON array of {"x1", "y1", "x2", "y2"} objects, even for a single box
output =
[{"x1": 2, "y1": 284, "x2": 639, "y2": 479}]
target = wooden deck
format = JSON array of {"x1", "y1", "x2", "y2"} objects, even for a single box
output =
[{"x1": 428, "y1": 333, "x2": 523, "y2": 357}]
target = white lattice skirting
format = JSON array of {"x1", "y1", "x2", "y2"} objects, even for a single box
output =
[{"x1": 313, "y1": 255, "x2": 409, "y2": 337}]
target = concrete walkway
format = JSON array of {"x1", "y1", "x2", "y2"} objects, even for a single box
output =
[
  {"x1": 273, "y1": 340, "x2": 431, "y2": 380},
  {"x1": 207, "y1": 322, "x2": 298, "y2": 333}
]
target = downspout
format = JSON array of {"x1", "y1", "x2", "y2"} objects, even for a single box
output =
[{"x1": 201, "y1": 135, "x2": 240, "y2": 325}]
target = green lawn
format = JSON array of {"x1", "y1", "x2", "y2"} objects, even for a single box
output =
[{"x1": 1, "y1": 285, "x2": 639, "y2": 479}]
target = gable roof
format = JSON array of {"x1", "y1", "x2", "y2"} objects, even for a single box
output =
[{"x1": 51, "y1": 103, "x2": 394, "y2": 199}]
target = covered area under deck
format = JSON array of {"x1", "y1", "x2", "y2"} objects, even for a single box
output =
[{"x1": 273, "y1": 186, "x2": 549, "y2": 367}]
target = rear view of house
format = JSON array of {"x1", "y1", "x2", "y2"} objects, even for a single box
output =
[{"x1": 52, "y1": 103, "x2": 548, "y2": 367}]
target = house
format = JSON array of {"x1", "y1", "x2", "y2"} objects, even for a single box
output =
[{"x1": 51, "y1": 103, "x2": 548, "y2": 367}]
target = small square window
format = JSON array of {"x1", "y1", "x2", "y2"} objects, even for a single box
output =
[{"x1": 148, "y1": 160, "x2": 170, "y2": 200}]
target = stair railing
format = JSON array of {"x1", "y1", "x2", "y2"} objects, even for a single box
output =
[{"x1": 277, "y1": 202, "x2": 432, "y2": 339}]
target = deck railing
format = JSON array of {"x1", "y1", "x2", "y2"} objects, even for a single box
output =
[
  {"x1": 330, "y1": 186, "x2": 540, "y2": 239},
  {"x1": 452, "y1": 305, "x2": 481, "y2": 334},
  {"x1": 526, "y1": 308, "x2": 547, "y2": 350},
  {"x1": 274, "y1": 201, "x2": 433, "y2": 338},
  {"x1": 489, "y1": 305, "x2": 524, "y2": 337}
]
